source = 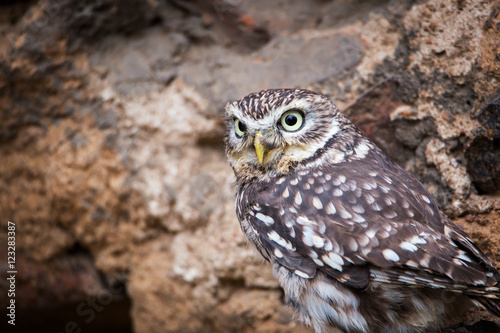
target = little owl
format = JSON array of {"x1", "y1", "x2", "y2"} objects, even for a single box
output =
[{"x1": 224, "y1": 88, "x2": 500, "y2": 333}]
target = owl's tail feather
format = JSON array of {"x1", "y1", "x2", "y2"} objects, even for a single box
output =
[
  {"x1": 462, "y1": 286, "x2": 500, "y2": 298},
  {"x1": 372, "y1": 268, "x2": 500, "y2": 317},
  {"x1": 471, "y1": 285, "x2": 500, "y2": 317},
  {"x1": 475, "y1": 296, "x2": 500, "y2": 317},
  {"x1": 466, "y1": 285, "x2": 500, "y2": 317}
]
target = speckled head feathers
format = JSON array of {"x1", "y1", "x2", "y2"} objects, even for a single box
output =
[{"x1": 230, "y1": 89, "x2": 324, "y2": 120}]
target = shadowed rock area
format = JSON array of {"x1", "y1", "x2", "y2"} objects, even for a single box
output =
[{"x1": 0, "y1": 0, "x2": 499, "y2": 332}]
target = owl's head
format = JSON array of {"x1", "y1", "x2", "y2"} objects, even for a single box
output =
[{"x1": 224, "y1": 89, "x2": 356, "y2": 182}]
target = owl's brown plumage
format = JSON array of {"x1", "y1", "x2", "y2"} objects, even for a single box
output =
[{"x1": 224, "y1": 89, "x2": 500, "y2": 333}]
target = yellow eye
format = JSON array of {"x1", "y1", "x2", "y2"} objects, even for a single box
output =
[
  {"x1": 234, "y1": 119, "x2": 247, "y2": 137},
  {"x1": 280, "y1": 110, "x2": 304, "y2": 132}
]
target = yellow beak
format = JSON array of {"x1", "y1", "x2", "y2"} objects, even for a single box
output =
[{"x1": 254, "y1": 131, "x2": 266, "y2": 164}]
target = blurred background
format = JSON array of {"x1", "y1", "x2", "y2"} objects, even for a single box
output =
[{"x1": 0, "y1": 0, "x2": 499, "y2": 332}]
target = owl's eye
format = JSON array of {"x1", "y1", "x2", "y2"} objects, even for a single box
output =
[
  {"x1": 280, "y1": 110, "x2": 304, "y2": 132},
  {"x1": 234, "y1": 119, "x2": 247, "y2": 137}
]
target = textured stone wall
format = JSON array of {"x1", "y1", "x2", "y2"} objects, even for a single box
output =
[{"x1": 0, "y1": 0, "x2": 499, "y2": 332}]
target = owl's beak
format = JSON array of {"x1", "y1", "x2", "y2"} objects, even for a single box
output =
[{"x1": 254, "y1": 131, "x2": 267, "y2": 164}]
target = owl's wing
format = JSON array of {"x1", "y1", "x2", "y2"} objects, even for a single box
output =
[{"x1": 242, "y1": 147, "x2": 500, "y2": 291}]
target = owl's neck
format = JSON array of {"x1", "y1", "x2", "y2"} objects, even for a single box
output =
[{"x1": 232, "y1": 162, "x2": 278, "y2": 184}]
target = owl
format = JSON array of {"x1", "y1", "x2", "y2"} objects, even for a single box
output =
[{"x1": 224, "y1": 89, "x2": 500, "y2": 333}]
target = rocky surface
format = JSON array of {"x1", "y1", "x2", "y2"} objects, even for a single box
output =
[{"x1": 0, "y1": 0, "x2": 499, "y2": 332}]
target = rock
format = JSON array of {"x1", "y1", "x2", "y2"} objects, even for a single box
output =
[
  {"x1": 177, "y1": 27, "x2": 364, "y2": 106},
  {"x1": 439, "y1": 320, "x2": 500, "y2": 333},
  {"x1": 465, "y1": 136, "x2": 500, "y2": 195},
  {"x1": 465, "y1": 89, "x2": 500, "y2": 194},
  {"x1": 342, "y1": 79, "x2": 431, "y2": 166},
  {"x1": 475, "y1": 88, "x2": 500, "y2": 139}
]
